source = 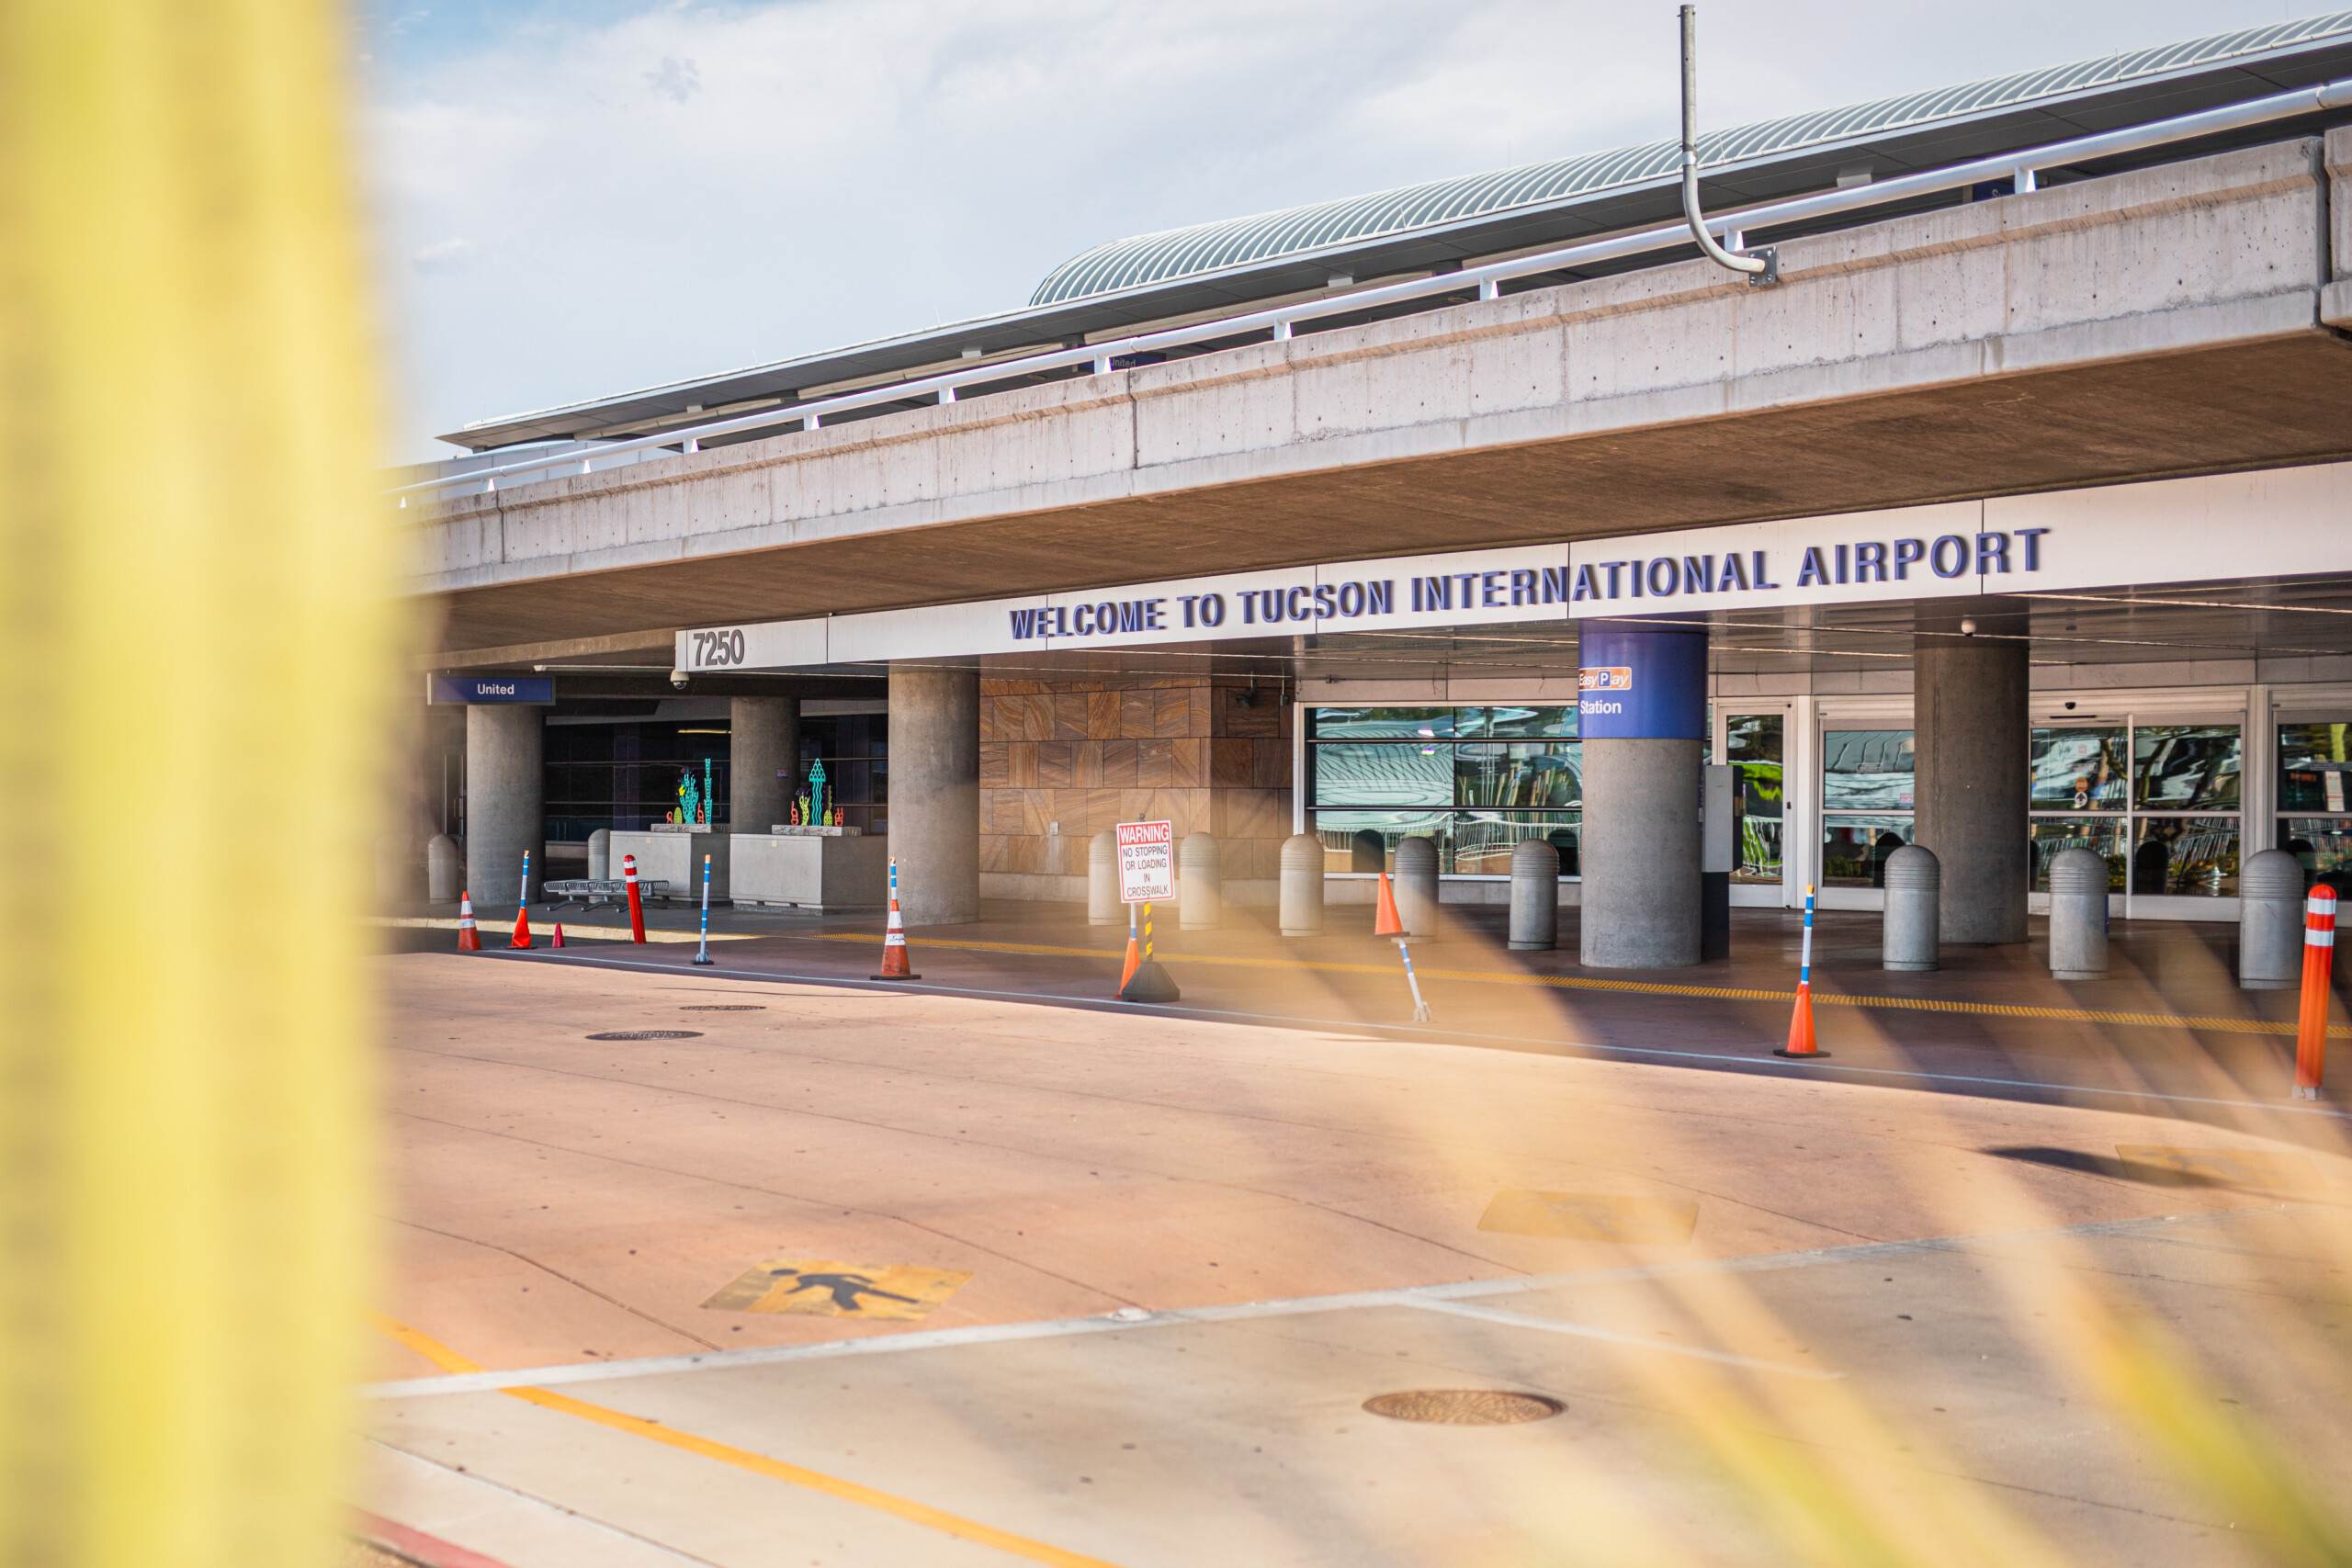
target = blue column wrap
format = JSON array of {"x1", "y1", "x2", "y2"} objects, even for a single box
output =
[{"x1": 1577, "y1": 626, "x2": 1707, "y2": 739}]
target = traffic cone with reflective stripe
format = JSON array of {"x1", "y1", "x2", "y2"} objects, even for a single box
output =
[
  {"x1": 1774, "y1": 885, "x2": 1827, "y2": 1059},
  {"x1": 1373, "y1": 872, "x2": 1404, "y2": 938},
  {"x1": 870, "y1": 857, "x2": 921, "y2": 980},
  {"x1": 551, "y1": 923, "x2": 566, "y2": 949},
  {"x1": 510, "y1": 852, "x2": 533, "y2": 949},
  {"x1": 2293, "y1": 884, "x2": 2337, "y2": 1100},
  {"x1": 1118, "y1": 903, "x2": 1142, "y2": 992},
  {"x1": 457, "y1": 892, "x2": 481, "y2": 952}
]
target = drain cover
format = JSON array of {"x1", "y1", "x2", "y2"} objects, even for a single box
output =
[
  {"x1": 1362, "y1": 1390, "x2": 1563, "y2": 1426},
  {"x1": 681, "y1": 1004, "x2": 765, "y2": 1011},
  {"x1": 586, "y1": 1030, "x2": 704, "y2": 1041}
]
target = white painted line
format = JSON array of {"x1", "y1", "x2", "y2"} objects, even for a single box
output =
[
  {"x1": 356, "y1": 1204, "x2": 2287, "y2": 1401},
  {"x1": 484, "y1": 950, "x2": 2352, "y2": 1122},
  {"x1": 1405, "y1": 1298, "x2": 1843, "y2": 1380}
]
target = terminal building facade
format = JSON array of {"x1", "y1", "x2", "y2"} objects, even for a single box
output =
[{"x1": 398, "y1": 15, "x2": 2352, "y2": 963}]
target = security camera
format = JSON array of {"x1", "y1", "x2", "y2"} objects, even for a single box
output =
[{"x1": 669, "y1": 669, "x2": 690, "y2": 690}]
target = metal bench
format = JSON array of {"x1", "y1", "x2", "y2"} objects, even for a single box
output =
[{"x1": 543, "y1": 877, "x2": 673, "y2": 913}]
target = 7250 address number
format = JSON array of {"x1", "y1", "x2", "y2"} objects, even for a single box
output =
[{"x1": 690, "y1": 628, "x2": 748, "y2": 668}]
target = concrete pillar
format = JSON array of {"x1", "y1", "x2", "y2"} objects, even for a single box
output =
[
  {"x1": 1088, "y1": 831, "x2": 1120, "y2": 924},
  {"x1": 730, "y1": 696, "x2": 798, "y2": 831},
  {"x1": 2240, "y1": 848, "x2": 2306, "y2": 988},
  {"x1": 465, "y1": 704, "x2": 544, "y2": 909},
  {"x1": 1508, "y1": 837, "x2": 1559, "y2": 951},
  {"x1": 1179, "y1": 832, "x2": 1222, "y2": 931},
  {"x1": 1395, "y1": 836, "x2": 1440, "y2": 939},
  {"x1": 2047, "y1": 847, "x2": 2109, "y2": 979},
  {"x1": 1915, "y1": 620, "x2": 2029, "y2": 944},
  {"x1": 1578, "y1": 626, "x2": 1706, "y2": 969},
  {"x1": 1279, "y1": 833, "x2": 1324, "y2": 935},
  {"x1": 888, "y1": 663, "x2": 979, "y2": 925},
  {"x1": 1882, "y1": 845, "x2": 1939, "y2": 971}
]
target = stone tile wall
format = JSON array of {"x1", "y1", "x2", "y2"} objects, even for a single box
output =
[{"x1": 978, "y1": 676, "x2": 1293, "y2": 882}]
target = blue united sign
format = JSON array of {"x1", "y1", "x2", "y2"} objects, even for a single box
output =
[{"x1": 431, "y1": 675, "x2": 555, "y2": 705}]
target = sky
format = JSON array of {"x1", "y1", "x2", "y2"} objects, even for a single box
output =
[{"x1": 358, "y1": 0, "x2": 2347, "y2": 462}]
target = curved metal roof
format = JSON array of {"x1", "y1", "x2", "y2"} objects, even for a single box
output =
[{"x1": 1031, "y1": 12, "x2": 2352, "y2": 307}]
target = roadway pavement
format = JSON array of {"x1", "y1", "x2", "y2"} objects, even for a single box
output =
[{"x1": 359, "y1": 903, "x2": 2352, "y2": 1567}]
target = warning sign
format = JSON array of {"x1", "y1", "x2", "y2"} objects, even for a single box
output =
[
  {"x1": 699, "y1": 1258, "x2": 973, "y2": 1319},
  {"x1": 1115, "y1": 819, "x2": 1174, "y2": 903}
]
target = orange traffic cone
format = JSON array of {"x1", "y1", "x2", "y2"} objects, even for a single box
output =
[
  {"x1": 1373, "y1": 872, "x2": 1404, "y2": 937},
  {"x1": 870, "y1": 858, "x2": 921, "y2": 980},
  {"x1": 510, "y1": 905, "x2": 532, "y2": 949},
  {"x1": 1774, "y1": 885, "x2": 1829, "y2": 1060},
  {"x1": 1118, "y1": 901, "x2": 1143, "y2": 990},
  {"x1": 551, "y1": 923, "x2": 566, "y2": 949},
  {"x1": 457, "y1": 892, "x2": 481, "y2": 952}
]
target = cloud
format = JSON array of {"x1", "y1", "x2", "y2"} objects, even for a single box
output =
[
  {"x1": 362, "y1": 0, "x2": 2317, "y2": 459},
  {"x1": 410, "y1": 235, "x2": 476, "y2": 275},
  {"x1": 641, "y1": 54, "x2": 700, "y2": 102}
]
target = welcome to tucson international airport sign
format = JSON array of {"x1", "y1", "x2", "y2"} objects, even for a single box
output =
[{"x1": 677, "y1": 465, "x2": 2352, "y2": 672}]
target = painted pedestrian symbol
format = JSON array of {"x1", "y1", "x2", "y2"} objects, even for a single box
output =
[{"x1": 700, "y1": 1256, "x2": 971, "y2": 1319}]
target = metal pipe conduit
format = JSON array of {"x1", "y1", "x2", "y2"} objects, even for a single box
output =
[{"x1": 387, "y1": 73, "x2": 2352, "y2": 502}]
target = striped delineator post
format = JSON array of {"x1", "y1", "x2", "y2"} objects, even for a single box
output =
[
  {"x1": 872, "y1": 857, "x2": 921, "y2": 980},
  {"x1": 2293, "y1": 884, "x2": 2337, "y2": 1100},
  {"x1": 623, "y1": 852, "x2": 647, "y2": 943},
  {"x1": 1775, "y1": 884, "x2": 1828, "y2": 1059},
  {"x1": 692, "y1": 853, "x2": 715, "y2": 966},
  {"x1": 509, "y1": 851, "x2": 533, "y2": 948},
  {"x1": 456, "y1": 891, "x2": 481, "y2": 952}
]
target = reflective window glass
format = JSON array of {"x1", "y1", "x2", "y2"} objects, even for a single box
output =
[
  {"x1": 2030, "y1": 728, "x2": 2127, "y2": 810},
  {"x1": 1311, "y1": 811, "x2": 1453, "y2": 872},
  {"x1": 1725, "y1": 716, "x2": 1783, "y2": 885},
  {"x1": 1313, "y1": 743, "x2": 1452, "y2": 807},
  {"x1": 1309, "y1": 707, "x2": 1459, "y2": 740},
  {"x1": 1453, "y1": 813, "x2": 1580, "y2": 875},
  {"x1": 2278, "y1": 723, "x2": 2352, "y2": 812},
  {"x1": 1485, "y1": 705, "x2": 1577, "y2": 740},
  {"x1": 1822, "y1": 729, "x2": 1915, "y2": 811},
  {"x1": 2132, "y1": 725, "x2": 2240, "y2": 809},
  {"x1": 1454, "y1": 742, "x2": 1581, "y2": 809},
  {"x1": 2132, "y1": 817, "x2": 2239, "y2": 897},
  {"x1": 2030, "y1": 818, "x2": 2127, "y2": 891},
  {"x1": 2281, "y1": 818, "x2": 2352, "y2": 883},
  {"x1": 1822, "y1": 818, "x2": 1914, "y2": 888}
]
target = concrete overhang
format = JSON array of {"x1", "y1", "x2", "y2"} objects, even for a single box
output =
[{"x1": 409, "y1": 137, "x2": 2352, "y2": 659}]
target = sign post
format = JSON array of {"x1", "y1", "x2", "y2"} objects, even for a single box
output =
[{"x1": 1114, "y1": 820, "x2": 1180, "y2": 1004}]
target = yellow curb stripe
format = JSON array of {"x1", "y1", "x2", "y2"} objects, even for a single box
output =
[
  {"x1": 368, "y1": 1318, "x2": 1125, "y2": 1568},
  {"x1": 782, "y1": 931, "x2": 2352, "y2": 1039}
]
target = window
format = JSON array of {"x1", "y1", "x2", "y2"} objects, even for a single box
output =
[
  {"x1": 2279, "y1": 722, "x2": 2352, "y2": 885},
  {"x1": 1307, "y1": 705, "x2": 1577, "y2": 873},
  {"x1": 2030, "y1": 722, "x2": 2239, "y2": 897},
  {"x1": 1725, "y1": 716, "x2": 1782, "y2": 885},
  {"x1": 1820, "y1": 728, "x2": 1911, "y2": 887}
]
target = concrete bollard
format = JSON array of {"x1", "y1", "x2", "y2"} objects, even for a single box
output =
[
  {"x1": 2047, "y1": 847, "x2": 2109, "y2": 980},
  {"x1": 1279, "y1": 832, "x2": 1325, "y2": 936},
  {"x1": 587, "y1": 828, "x2": 612, "y2": 881},
  {"x1": 1395, "y1": 835, "x2": 1440, "y2": 940},
  {"x1": 1508, "y1": 837, "x2": 1559, "y2": 951},
  {"x1": 1882, "y1": 844, "x2": 1939, "y2": 972},
  {"x1": 2240, "y1": 847, "x2": 2307, "y2": 990},
  {"x1": 426, "y1": 833, "x2": 461, "y2": 904},
  {"x1": 1088, "y1": 829, "x2": 1120, "y2": 925},
  {"x1": 1180, "y1": 832, "x2": 1222, "y2": 931}
]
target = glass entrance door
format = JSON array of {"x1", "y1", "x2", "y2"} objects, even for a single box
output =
[{"x1": 1721, "y1": 713, "x2": 1786, "y2": 903}]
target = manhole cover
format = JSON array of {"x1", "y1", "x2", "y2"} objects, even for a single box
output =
[
  {"x1": 586, "y1": 1030, "x2": 704, "y2": 1041},
  {"x1": 681, "y1": 1004, "x2": 765, "y2": 1011},
  {"x1": 1362, "y1": 1390, "x2": 1564, "y2": 1426}
]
